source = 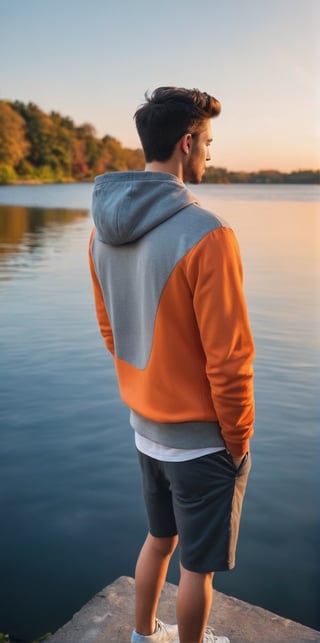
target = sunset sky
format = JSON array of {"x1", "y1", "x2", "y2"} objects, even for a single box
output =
[{"x1": 1, "y1": 0, "x2": 319, "y2": 172}]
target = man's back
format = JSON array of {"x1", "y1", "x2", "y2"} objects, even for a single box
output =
[{"x1": 89, "y1": 169, "x2": 254, "y2": 457}]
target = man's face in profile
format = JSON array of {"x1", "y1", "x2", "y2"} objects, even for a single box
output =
[{"x1": 183, "y1": 121, "x2": 213, "y2": 184}]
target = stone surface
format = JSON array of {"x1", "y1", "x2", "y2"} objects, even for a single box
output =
[{"x1": 48, "y1": 575, "x2": 320, "y2": 643}]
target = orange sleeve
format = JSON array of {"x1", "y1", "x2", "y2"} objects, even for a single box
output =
[
  {"x1": 88, "y1": 228, "x2": 115, "y2": 355},
  {"x1": 186, "y1": 227, "x2": 255, "y2": 457}
]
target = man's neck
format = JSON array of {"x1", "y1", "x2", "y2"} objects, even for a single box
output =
[{"x1": 145, "y1": 160, "x2": 183, "y2": 181}]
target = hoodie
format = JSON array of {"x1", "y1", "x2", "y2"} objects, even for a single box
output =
[{"x1": 89, "y1": 171, "x2": 254, "y2": 458}]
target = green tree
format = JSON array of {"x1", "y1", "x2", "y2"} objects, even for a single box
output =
[
  {"x1": 12, "y1": 102, "x2": 67, "y2": 177},
  {"x1": 123, "y1": 147, "x2": 145, "y2": 170},
  {"x1": 72, "y1": 123, "x2": 100, "y2": 178},
  {"x1": 249, "y1": 170, "x2": 284, "y2": 183},
  {"x1": 203, "y1": 166, "x2": 230, "y2": 183},
  {"x1": 12, "y1": 101, "x2": 55, "y2": 167},
  {"x1": 101, "y1": 135, "x2": 127, "y2": 171},
  {"x1": 285, "y1": 170, "x2": 320, "y2": 184},
  {"x1": 71, "y1": 138, "x2": 90, "y2": 179}
]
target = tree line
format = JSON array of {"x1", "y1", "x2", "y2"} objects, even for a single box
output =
[
  {"x1": 202, "y1": 166, "x2": 319, "y2": 185},
  {"x1": 0, "y1": 100, "x2": 144, "y2": 184},
  {"x1": 0, "y1": 100, "x2": 318, "y2": 184}
]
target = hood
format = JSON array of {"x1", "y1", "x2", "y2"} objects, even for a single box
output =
[{"x1": 92, "y1": 171, "x2": 198, "y2": 245}]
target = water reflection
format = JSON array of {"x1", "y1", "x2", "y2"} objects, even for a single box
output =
[
  {"x1": 0, "y1": 187, "x2": 319, "y2": 638},
  {"x1": 0, "y1": 205, "x2": 88, "y2": 279}
]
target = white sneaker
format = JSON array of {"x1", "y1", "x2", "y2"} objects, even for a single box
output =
[
  {"x1": 203, "y1": 626, "x2": 230, "y2": 643},
  {"x1": 131, "y1": 618, "x2": 179, "y2": 642}
]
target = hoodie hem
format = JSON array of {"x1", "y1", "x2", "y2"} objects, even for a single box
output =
[{"x1": 130, "y1": 410, "x2": 225, "y2": 449}]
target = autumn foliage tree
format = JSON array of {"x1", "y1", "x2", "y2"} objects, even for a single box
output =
[
  {"x1": 0, "y1": 100, "x2": 144, "y2": 183},
  {"x1": 0, "y1": 101, "x2": 30, "y2": 182}
]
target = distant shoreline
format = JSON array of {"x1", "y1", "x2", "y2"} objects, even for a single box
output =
[
  {"x1": 2, "y1": 175, "x2": 319, "y2": 186},
  {"x1": 201, "y1": 167, "x2": 320, "y2": 185}
]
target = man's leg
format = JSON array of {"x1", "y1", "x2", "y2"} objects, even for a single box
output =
[
  {"x1": 135, "y1": 532, "x2": 179, "y2": 635},
  {"x1": 176, "y1": 565, "x2": 214, "y2": 643}
]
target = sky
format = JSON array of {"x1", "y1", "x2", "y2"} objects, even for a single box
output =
[{"x1": 1, "y1": 0, "x2": 319, "y2": 172}]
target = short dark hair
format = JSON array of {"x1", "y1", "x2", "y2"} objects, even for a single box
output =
[{"x1": 134, "y1": 86, "x2": 221, "y2": 162}]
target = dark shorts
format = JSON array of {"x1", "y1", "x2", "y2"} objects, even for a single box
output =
[{"x1": 137, "y1": 449, "x2": 251, "y2": 573}]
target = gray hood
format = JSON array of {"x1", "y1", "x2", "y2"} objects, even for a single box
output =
[{"x1": 92, "y1": 171, "x2": 198, "y2": 245}]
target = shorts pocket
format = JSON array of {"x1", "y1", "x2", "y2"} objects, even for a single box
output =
[{"x1": 221, "y1": 450, "x2": 250, "y2": 475}]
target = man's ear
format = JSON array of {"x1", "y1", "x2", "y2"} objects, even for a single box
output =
[{"x1": 180, "y1": 133, "x2": 192, "y2": 155}]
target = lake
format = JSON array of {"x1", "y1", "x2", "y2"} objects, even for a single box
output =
[{"x1": 0, "y1": 182, "x2": 319, "y2": 641}]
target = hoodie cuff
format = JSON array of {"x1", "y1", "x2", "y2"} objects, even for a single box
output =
[{"x1": 224, "y1": 438, "x2": 250, "y2": 459}]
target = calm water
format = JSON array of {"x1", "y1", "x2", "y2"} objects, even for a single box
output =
[{"x1": 0, "y1": 183, "x2": 319, "y2": 641}]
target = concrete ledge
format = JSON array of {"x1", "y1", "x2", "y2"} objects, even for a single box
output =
[{"x1": 48, "y1": 576, "x2": 320, "y2": 643}]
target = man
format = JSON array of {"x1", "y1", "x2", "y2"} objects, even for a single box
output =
[{"x1": 89, "y1": 87, "x2": 255, "y2": 643}]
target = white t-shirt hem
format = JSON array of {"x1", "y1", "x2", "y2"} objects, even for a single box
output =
[{"x1": 135, "y1": 432, "x2": 225, "y2": 462}]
